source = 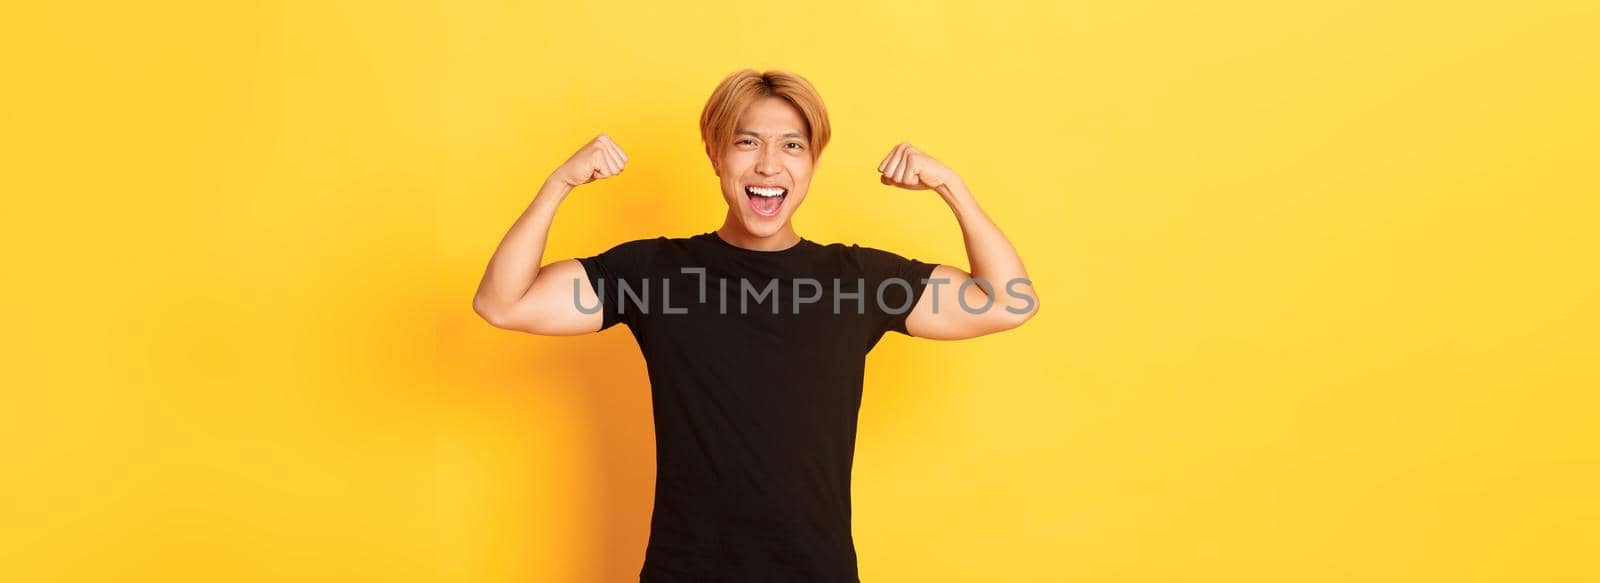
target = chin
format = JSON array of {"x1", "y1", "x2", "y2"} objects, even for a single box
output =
[
  {"x1": 723, "y1": 214, "x2": 769, "y2": 236},
  {"x1": 743, "y1": 219, "x2": 785, "y2": 237}
]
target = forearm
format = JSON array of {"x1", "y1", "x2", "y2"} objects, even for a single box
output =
[
  {"x1": 473, "y1": 177, "x2": 574, "y2": 313},
  {"x1": 936, "y1": 178, "x2": 1037, "y2": 313}
]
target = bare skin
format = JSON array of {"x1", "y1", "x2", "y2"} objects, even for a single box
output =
[{"x1": 472, "y1": 97, "x2": 1039, "y2": 339}]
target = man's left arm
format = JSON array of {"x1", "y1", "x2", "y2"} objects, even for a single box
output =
[{"x1": 878, "y1": 142, "x2": 1040, "y2": 340}]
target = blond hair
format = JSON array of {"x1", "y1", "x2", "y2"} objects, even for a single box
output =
[{"x1": 699, "y1": 69, "x2": 831, "y2": 166}]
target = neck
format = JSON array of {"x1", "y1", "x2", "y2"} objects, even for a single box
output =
[{"x1": 716, "y1": 214, "x2": 801, "y2": 251}]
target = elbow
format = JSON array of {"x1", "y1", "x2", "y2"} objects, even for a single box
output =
[
  {"x1": 994, "y1": 293, "x2": 1040, "y2": 332},
  {"x1": 473, "y1": 296, "x2": 513, "y2": 330},
  {"x1": 473, "y1": 294, "x2": 558, "y2": 334}
]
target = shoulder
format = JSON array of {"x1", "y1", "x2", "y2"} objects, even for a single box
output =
[
  {"x1": 587, "y1": 233, "x2": 712, "y2": 272},
  {"x1": 820, "y1": 241, "x2": 918, "y2": 266},
  {"x1": 814, "y1": 241, "x2": 939, "y2": 279},
  {"x1": 597, "y1": 234, "x2": 695, "y2": 258}
]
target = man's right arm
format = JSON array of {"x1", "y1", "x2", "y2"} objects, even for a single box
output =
[{"x1": 472, "y1": 133, "x2": 629, "y2": 336}]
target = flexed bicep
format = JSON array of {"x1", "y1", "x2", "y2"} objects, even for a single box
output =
[
  {"x1": 478, "y1": 259, "x2": 605, "y2": 336},
  {"x1": 905, "y1": 264, "x2": 1037, "y2": 340}
]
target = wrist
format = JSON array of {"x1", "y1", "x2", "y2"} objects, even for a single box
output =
[
  {"x1": 541, "y1": 175, "x2": 577, "y2": 198},
  {"x1": 935, "y1": 175, "x2": 971, "y2": 204}
]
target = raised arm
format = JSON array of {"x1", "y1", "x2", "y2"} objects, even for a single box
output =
[
  {"x1": 877, "y1": 142, "x2": 1040, "y2": 340},
  {"x1": 472, "y1": 134, "x2": 628, "y2": 335}
]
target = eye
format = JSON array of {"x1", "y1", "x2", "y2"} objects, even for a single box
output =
[
  {"x1": 737, "y1": 139, "x2": 756, "y2": 146},
  {"x1": 785, "y1": 142, "x2": 803, "y2": 149}
]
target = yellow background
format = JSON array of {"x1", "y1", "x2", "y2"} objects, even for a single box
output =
[{"x1": 4, "y1": 1, "x2": 1597, "y2": 581}]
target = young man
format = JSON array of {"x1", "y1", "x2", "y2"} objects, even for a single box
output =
[{"x1": 473, "y1": 69, "x2": 1038, "y2": 582}]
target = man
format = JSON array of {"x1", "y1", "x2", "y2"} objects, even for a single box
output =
[{"x1": 473, "y1": 69, "x2": 1039, "y2": 582}]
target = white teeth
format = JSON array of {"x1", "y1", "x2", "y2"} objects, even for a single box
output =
[{"x1": 746, "y1": 186, "x2": 786, "y2": 198}]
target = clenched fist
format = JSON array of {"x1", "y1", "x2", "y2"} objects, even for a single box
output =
[
  {"x1": 877, "y1": 142, "x2": 958, "y2": 191},
  {"x1": 551, "y1": 133, "x2": 630, "y2": 188}
]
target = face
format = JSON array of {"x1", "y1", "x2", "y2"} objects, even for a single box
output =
[{"x1": 713, "y1": 97, "x2": 816, "y2": 239}]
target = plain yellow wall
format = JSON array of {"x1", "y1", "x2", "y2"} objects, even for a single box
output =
[{"x1": 3, "y1": 1, "x2": 1597, "y2": 581}]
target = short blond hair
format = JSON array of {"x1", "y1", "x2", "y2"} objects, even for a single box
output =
[{"x1": 699, "y1": 69, "x2": 831, "y2": 165}]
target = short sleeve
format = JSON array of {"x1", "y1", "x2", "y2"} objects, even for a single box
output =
[
  {"x1": 852, "y1": 245, "x2": 941, "y2": 337},
  {"x1": 575, "y1": 238, "x2": 662, "y2": 331}
]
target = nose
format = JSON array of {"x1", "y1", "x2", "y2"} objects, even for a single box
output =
[{"x1": 755, "y1": 144, "x2": 781, "y2": 176}]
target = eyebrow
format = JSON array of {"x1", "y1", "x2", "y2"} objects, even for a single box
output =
[{"x1": 735, "y1": 129, "x2": 808, "y2": 139}]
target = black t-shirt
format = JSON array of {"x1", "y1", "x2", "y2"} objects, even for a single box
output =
[{"x1": 577, "y1": 231, "x2": 939, "y2": 582}]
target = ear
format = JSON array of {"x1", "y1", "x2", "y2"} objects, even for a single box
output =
[{"x1": 706, "y1": 145, "x2": 720, "y2": 176}]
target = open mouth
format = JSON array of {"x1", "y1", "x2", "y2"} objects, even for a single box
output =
[{"x1": 744, "y1": 185, "x2": 787, "y2": 218}]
